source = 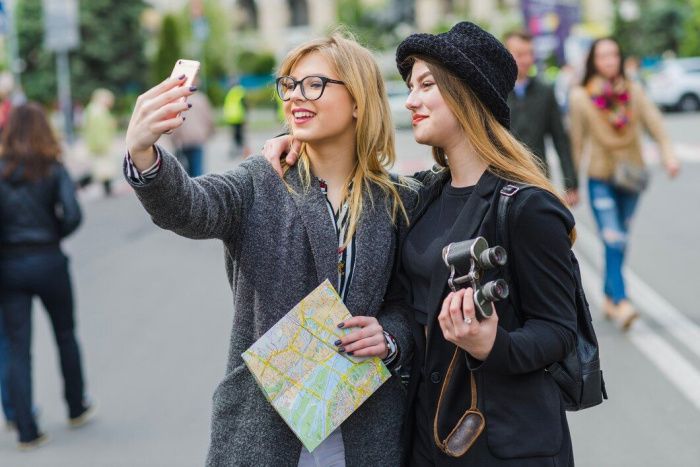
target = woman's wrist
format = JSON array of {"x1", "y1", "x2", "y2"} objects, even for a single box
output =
[{"x1": 129, "y1": 145, "x2": 157, "y2": 173}]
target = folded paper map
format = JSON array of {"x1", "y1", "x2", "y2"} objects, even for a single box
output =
[{"x1": 242, "y1": 279, "x2": 391, "y2": 452}]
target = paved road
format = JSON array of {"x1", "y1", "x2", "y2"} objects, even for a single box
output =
[{"x1": 2, "y1": 113, "x2": 699, "y2": 466}]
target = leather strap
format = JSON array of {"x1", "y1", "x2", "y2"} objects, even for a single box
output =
[{"x1": 433, "y1": 348, "x2": 478, "y2": 448}]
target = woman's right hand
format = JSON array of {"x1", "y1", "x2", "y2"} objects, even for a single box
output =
[
  {"x1": 125, "y1": 76, "x2": 194, "y2": 171},
  {"x1": 261, "y1": 135, "x2": 301, "y2": 177}
]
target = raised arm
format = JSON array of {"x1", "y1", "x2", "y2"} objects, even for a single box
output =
[{"x1": 124, "y1": 76, "x2": 254, "y2": 241}]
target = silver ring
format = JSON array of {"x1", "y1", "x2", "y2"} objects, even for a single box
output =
[{"x1": 464, "y1": 316, "x2": 473, "y2": 325}]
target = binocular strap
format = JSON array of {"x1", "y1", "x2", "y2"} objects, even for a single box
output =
[{"x1": 433, "y1": 348, "x2": 485, "y2": 457}]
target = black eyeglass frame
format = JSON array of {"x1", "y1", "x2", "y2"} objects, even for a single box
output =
[{"x1": 275, "y1": 75, "x2": 346, "y2": 101}]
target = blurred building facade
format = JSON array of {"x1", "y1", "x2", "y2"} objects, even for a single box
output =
[{"x1": 145, "y1": 0, "x2": 615, "y2": 53}]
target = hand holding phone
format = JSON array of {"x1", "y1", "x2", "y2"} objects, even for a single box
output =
[{"x1": 170, "y1": 59, "x2": 201, "y2": 115}]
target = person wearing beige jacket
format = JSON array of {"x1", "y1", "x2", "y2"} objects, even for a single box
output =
[{"x1": 569, "y1": 37, "x2": 680, "y2": 331}]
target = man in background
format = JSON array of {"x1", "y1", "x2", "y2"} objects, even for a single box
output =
[{"x1": 505, "y1": 30, "x2": 579, "y2": 206}]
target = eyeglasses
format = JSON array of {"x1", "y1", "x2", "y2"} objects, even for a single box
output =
[{"x1": 275, "y1": 75, "x2": 346, "y2": 101}]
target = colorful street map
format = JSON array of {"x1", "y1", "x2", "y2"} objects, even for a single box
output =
[{"x1": 242, "y1": 279, "x2": 391, "y2": 452}]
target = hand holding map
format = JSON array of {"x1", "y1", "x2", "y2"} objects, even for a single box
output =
[{"x1": 242, "y1": 280, "x2": 391, "y2": 452}]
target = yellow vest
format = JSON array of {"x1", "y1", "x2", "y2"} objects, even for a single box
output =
[{"x1": 223, "y1": 85, "x2": 246, "y2": 124}]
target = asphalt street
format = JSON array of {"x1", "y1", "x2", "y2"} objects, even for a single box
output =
[{"x1": 1, "y1": 112, "x2": 699, "y2": 466}]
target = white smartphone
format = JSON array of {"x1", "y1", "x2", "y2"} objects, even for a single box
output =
[{"x1": 170, "y1": 59, "x2": 200, "y2": 111}]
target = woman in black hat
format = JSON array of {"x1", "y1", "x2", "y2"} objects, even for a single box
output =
[
  {"x1": 390, "y1": 22, "x2": 577, "y2": 466},
  {"x1": 263, "y1": 22, "x2": 578, "y2": 466}
]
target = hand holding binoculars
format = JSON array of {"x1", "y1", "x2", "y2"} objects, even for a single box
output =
[{"x1": 442, "y1": 237, "x2": 509, "y2": 321}]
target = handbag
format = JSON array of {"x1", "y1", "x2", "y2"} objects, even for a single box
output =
[
  {"x1": 611, "y1": 161, "x2": 649, "y2": 193},
  {"x1": 433, "y1": 348, "x2": 485, "y2": 457}
]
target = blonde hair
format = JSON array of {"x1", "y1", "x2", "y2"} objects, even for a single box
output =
[
  {"x1": 278, "y1": 31, "x2": 411, "y2": 244},
  {"x1": 406, "y1": 55, "x2": 576, "y2": 244}
]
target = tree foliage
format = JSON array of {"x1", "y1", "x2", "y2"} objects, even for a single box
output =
[
  {"x1": 680, "y1": 0, "x2": 700, "y2": 57},
  {"x1": 15, "y1": 0, "x2": 148, "y2": 110},
  {"x1": 151, "y1": 15, "x2": 183, "y2": 85},
  {"x1": 613, "y1": 0, "x2": 690, "y2": 58}
]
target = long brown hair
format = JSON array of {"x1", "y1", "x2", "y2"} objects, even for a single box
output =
[
  {"x1": 582, "y1": 37, "x2": 625, "y2": 86},
  {"x1": 405, "y1": 55, "x2": 576, "y2": 243},
  {"x1": 278, "y1": 31, "x2": 413, "y2": 245},
  {"x1": 1, "y1": 102, "x2": 62, "y2": 182}
]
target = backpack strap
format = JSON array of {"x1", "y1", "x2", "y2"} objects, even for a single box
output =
[{"x1": 496, "y1": 183, "x2": 528, "y2": 322}]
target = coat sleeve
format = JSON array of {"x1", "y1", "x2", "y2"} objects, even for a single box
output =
[
  {"x1": 375, "y1": 182, "x2": 419, "y2": 369},
  {"x1": 125, "y1": 145, "x2": 255, "y2": 241},
  {"x1": 546, "y1": 85, "x2": 578, "y2": 190},
  {"x1": 472, "y1": 190, "x2": 577, "y2": 375},
  {"x1": 635, "y1": 83, "x2": 677, "y2": 166},
  {"x1": 568, "y1": 87, "x2": 588, "y2": 171},
  {"x1": 55, "y1": 164, "x2": 82, "y2": 238}
]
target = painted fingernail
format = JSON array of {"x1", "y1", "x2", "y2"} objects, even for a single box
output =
[
  {"x1": 334, "y1": 340, "x2": 341, "y2": 346},
  {"x1": 189, "y1": 86, "x2": 197, "y2": 92},
  {"x1": 187, "y1": 103, "x2": 192, "y2": 108},
  {"x1": 177, "y1": 74, "x2": 186, "y2": 80},
  {"x1": 347, "y1": 352, "x2": 354, "y2": 356},
  {"x1": 182, "y1": 116, "x2": 186, "y2": 121},
  {"x1": 337, "y1": 347, "x2": 345, "y2": 353},
  {"x1": 337, "y1": 322, "x2": 344, "y2": 329}
]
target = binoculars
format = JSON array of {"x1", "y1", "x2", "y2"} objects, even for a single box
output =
[{"x1": 442, "y1": 237, "x2": 509, "y2": 320}]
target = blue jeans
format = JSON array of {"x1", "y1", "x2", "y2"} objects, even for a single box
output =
[
  {"x1": 0, "y1": 315, "x2": 14, "y2": 423},
  {"x1": 588, "y1": 178, "x2": 640, "y2": 304},
  {"x1": 181, "y1": 145, "x2": 204, "y2": 177},
  {"x1": 0, "y1": 249, "x2": 86, "y2": 442}
]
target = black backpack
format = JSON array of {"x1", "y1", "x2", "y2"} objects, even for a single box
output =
[{"x1": 497, "y1": 183, "x2": 608, "y2": 411}]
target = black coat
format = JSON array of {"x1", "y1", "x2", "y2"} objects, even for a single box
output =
[
  {"x1": 508, "y1": 78, "x2": 578, "y2": 190},
  {"x1": 389, "y1": 169, "x2": 577, "y2": 466},
  {"x1": 0, "y1": 161, "x2": 81, "y2": 251}
]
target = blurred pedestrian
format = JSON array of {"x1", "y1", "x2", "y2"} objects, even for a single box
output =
[
  {"x1": 0, "y1": 72, "x2": 14, "y2": 137},
  {"x1": 504, "y1": 30, "x2": 579, "y2": 206},
  {"x1": 83, "y1": 88, "x2": 117, "y2": 195},
  {"x1": 223, "y1": 79, "x2": 250, "y2": 157},
  {"x1": 124, "y1": 32, "x2": 413, "y2": 465},
  {"x1": 170, "y1": 85, "x2": 215, "y2": 177},
  {"x1": 569, "y1": 37, "x2": 681, "y2": 330},
  {"x1": 0, "y1": 103, "x2": 95, "y2": 450}
]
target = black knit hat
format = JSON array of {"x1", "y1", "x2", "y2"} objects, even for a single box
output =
[{"x1": 396, "y1": 22, "x2": 517, "y2": 128}]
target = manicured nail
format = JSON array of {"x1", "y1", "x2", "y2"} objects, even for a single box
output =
[
  {"x1": 337, "y1": 347, "x2": 345, "y2": 353},
  {"x1": 187, "y1": 103, "x2": 192, "y2": 108},
  {"x1": 334, "y1": 340, "x2": 341, "y2": 346},
  {"x1": 189, "y1": 86, "x2": 197, "y2": 92},
  {"x1": 177, "y1": 74, "x2": 186, "y2": 80},
  {"x1": 337, "y1": 322, "x2": 344, "y2": 329},
  {"x1": 182, "y1": 116, "x2": 186, "y2": 121},
  {"x1": 347, "y1": 352, "x2": 354, "y2": 356}
]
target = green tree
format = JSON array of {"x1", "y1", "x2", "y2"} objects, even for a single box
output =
[
  {"x1": 72, "y1": 0, "x2": 149, "y2": 110},
  {"x1": 680, "y1": 0, "x2": 700, "y2": 57},
  {"x1": 613, "y1": 0, "x2": 689, "y2": 58},
  {"x1": 15, "y1": 0, "x2": 148, "y2": 110},
  {"x1": 15, "y1": 0, "x2": 56, "y2": 105},
  {"x1": 151, "y1": 14, "x2": 183, "y2": 85},
  {"x1": 176, "y1": 0, "x2": 233, "y2": 105}
]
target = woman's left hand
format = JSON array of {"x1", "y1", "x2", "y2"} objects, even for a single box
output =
[
  {"x1": 437, "y1": 288, "x2": 498, "y2": 361},
  {"x1": 665, "y1": 159, "x2": 681, "y2": 179},
  {"x1": 335, "y1": 316, "x2": 389, "y2": 359}
]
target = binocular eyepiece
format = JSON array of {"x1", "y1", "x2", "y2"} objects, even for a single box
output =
[
  {"x1": 442, "y1": 237, "x2": 509, "y2": 320},
  {"x1": 442, "y1": 237, "x2": 507, "y2": 275}
]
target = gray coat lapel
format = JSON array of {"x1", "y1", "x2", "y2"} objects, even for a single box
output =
[
  {"x1": 344, "y1": 184, "x2": 393, "y2": 316},
  {"x1": 285, "y1": 167, "x2": 339, "y2": 290}
]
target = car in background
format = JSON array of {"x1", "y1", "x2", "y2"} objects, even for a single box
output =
[
  {"x1": 647, "y1": 58, "x2": 700, "y2": 112},
  {"x1": 386, "y1": 80, "x2": 412, "y2": 129}
]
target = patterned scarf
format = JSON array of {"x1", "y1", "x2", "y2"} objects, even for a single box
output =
[{"x1": 586, "y1": 76, "x2": 631, "y2": 131}]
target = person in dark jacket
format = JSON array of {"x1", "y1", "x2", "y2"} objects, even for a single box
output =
[
  {"x1": 504, "y1": 30, "x2": 579, "y2": 207},
  {"x1": 0, "y1": 102, "x2": 94, "y2": 450},
  {"x1": 391, "y1": 23, "x2": 577, "y2": 466}
]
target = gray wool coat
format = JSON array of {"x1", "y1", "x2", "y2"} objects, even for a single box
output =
[{"x1": 127, "y1": 147, "x2": 415, "y2": 467}]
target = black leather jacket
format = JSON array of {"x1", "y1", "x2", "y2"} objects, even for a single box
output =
[{"x1": 0, "y1": 161, "x2": 82, "y2": 251}]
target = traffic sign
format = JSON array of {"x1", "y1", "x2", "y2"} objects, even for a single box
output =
[{"x1": 43, "y1": 0, "x2": 80, "y2": 52}]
